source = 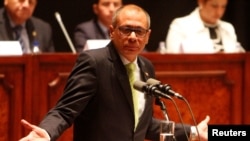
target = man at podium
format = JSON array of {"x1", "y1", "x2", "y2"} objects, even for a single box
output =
[{"x1": 19, "y1": 4, "x2": 210, "y2": 141}]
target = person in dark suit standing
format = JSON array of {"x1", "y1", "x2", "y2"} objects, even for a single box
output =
[
  {"x1": 19, "y1": 4, "x2": 210, "y2": 141},
  {"x1": 73, "y1": 0, "x2": 122, "y2": 52},
  {"x1": 0, "y1": 0, "x2": 54, "y2": 53}
]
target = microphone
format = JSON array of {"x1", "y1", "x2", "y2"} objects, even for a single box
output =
[
  {"x1": 133, "y1": 80, "x2": 171, "y2": 99},
  {"x1": 54, "y1": 11, "x2": 77, "y2": 53},
  {"x1": 146, "y1": 78, "x2": 183, "y2": 99},
  {"x1": 134, "y1": 80, "x2": 190, "y2": 140},
  {"x1": 134, "y1": 80, "x2": 171, "y2": 120},
  {"x1": 147, "y1": 79, "x2": 201, "y2": 141}
]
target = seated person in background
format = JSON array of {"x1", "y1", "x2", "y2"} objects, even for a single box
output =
[
  {"x1": 0, "y1": 0, "x2": 55, "y2": 53},
  {"x1": 165, "y1": 0, "x2": 245, "y2": 53},
  {"x1": 73, "y1": 0, "x2": 122, "y2": 52}
]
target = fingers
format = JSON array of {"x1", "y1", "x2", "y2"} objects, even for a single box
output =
[
  {"x1": 19, "y1": 134, "x2": 33, "y2": 141},
  {"x1": 21, "y1": 119, "x2": 36, "y2": 131},
  {"x1": 204, "y1": 115, "x2": 210, "y2": 123},
  {"x1": 21, "y1": 119, "x2": 46, "y2": 137}
]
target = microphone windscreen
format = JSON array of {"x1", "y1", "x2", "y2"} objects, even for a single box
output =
[
  {"x1": 133, "y1": 80, "x2": 147, "y2": 92},
  {"x1": 146, "y1": 78, "x2": 161, "y2": 85},
  {"x1": 54, "y1": 12, "x2": 61, "y2": 22}
]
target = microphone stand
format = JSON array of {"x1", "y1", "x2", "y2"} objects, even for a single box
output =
[
  {"x1": 156, "y1": 95, "x2": 190, "y2": 141},
  {"x1": 155, "y1": 97, "x2": 169, "y2": 121},
  {"x1": 180, "y1": 96, "x2": 201, "y2": 141},
  {"x1": 54, "y1": 12, "x2": 77, "y2": 53},
  {"x1": 155, "y1": 97, "x2": 177, "y2": 141},
  {"x1": 133, "y1": 80, "x2": 190, "y2": 141},
  {"x1": 147, "y1": 78, "x2": 201, "y2": 141}
]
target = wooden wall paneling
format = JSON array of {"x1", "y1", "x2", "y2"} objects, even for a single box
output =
[
  {"x1": 153, "y1": 70, "x2": 232, "y2": 125},
  {"x1": 1, "y1": 53, "x2": 248, "y2": 141},
  {"x1": 32, "y1": 53, "x2": 77, "y2": 141},
  {"x1": 141, "y1": 53, "x2": 246, "y2": 124},
  {"x1": 243, "y1": 52, "x2": 250, "y2": 123},
  {"x1": 0, "y1": 55, "x2": 31, "y2": 141}
]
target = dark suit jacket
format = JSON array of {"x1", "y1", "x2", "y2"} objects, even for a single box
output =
[
  {"x1": 74, "y1": 18, "x2": 109, "y2": 52},
  {"x1": 39, "y1": 42, "x2": 190, "y2": 141},
  {"x1": 0, "y1": 8, "x2": 54, "y2": 53}
]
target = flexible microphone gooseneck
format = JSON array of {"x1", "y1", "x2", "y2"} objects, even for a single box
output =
[
  {"x1": 155, "y1": 97, "x2": 169, "y2": 121},
  {"x1": 133, "y1": 80, "x2": 190, "y2": 141},
  {"x1": 146, "y1": 78, "x2": 201, "y2": 141},
  {"x1": 180, "y1": 96, "x2": 201, "y2": 141}
]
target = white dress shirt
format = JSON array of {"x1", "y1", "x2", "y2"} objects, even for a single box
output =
[{"x1": 120, "y1": 56, "x2": 146, "y2": 118}]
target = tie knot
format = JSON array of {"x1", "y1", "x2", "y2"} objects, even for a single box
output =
[
  {"x1": 205, "y1": 25, "x2": 218, "y2": 39},
  {"x1": 13, "y1": 25, "x2": 23, "y2": 32},
  {"x1": 13, "y1": 25, "x2": 23, "y2": 39},
  {"x1": 125, "y1": 63, "x2": 136, "y2": 73}
]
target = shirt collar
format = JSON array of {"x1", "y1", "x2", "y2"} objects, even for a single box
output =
[
  {"x1": 8, "y1": 17, "x2": 26, "y2": 29},
  {"x1": 120, "y1": 55, "x2": 138, "y2": 66},
  {"x1": 97, "y1": 20, "x2": 108, "y2": 34}
]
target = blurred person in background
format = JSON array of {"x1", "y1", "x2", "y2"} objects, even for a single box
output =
[
  {"x1": 0, "y1": 0, "x2": 55, "y2": 53},
  {"x1": 165, "y1": 0, "x2": 245, "y2": 53},
  {"x1": 73, "y1": 0, "x2": 122, "y2": 52}
]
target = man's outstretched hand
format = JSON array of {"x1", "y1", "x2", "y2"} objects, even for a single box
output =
[
  {"x1": 19, "y1": 119, "x2": 50, "y2": 141},
  {"x1": 197, "y1": 115, "x2": 210, "y2": 141}
]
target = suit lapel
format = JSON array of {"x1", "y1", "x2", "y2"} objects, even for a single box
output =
[
  {"x1": 108, "y1": 45, "x2": 154, "y2": 124},
  {"x1": 137, "y1": 57, "x2": 151, "y2": 82},
  {"x1": 136, "y1": 57, "x2": 155, "y2": 129},
  {"x1": 108, "y1": 45, "x2": 134, "y2": 112},
  {"x1": 93, "y1": 19, "x2": 108, "y2": 39},
  {"x1": 0, "y1": 9, "x2": 14, "y2": 40},
  {"x1": 26, "y1": 19, "x2": 36, "y2": 49}
]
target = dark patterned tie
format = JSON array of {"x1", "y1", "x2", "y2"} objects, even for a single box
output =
[
  {"x1": 207, "y1": 26, "x2": 224, "y2": 52},
  {"x1": 207, "y1": 26, "x2": 217, "y2": 39},
  {"x1": 13, "y1": 25, "x2": 26, "y2": 53}
]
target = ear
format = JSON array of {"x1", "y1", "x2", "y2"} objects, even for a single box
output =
[
  {"x1": 109, "y1": 25, "x2": 115, "y2": 39},
  {"x1": 145, "y1": 29, "x2": 151, "y2": 44},
  {"x1": 4, "y1": 0, "x2": 8, "y2": 5},
  {"x1": 93, "y1": 4, "x2": 98, "y2": 14},
  {"x1": 197, "y1": 0, "x2": 204, "y2": 9}
]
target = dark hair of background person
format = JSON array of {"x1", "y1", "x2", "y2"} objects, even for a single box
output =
[{"x1": 1, "y1": 0, "x2": 248, "y2": 52}]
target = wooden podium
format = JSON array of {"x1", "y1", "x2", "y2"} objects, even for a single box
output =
[{"x1": 0, "y1": 53, "x2": 249, "y2": 141}]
